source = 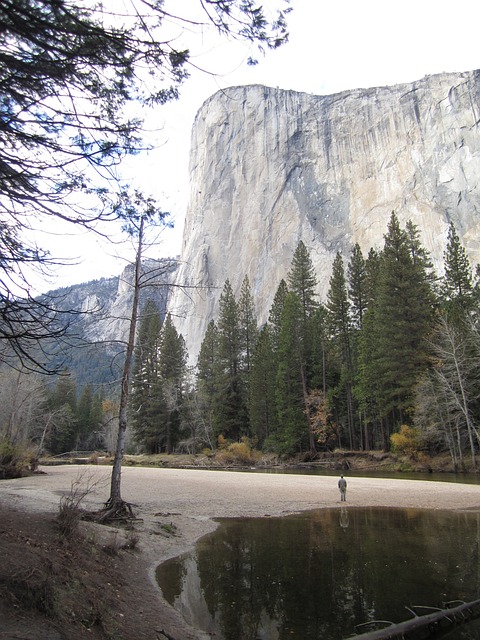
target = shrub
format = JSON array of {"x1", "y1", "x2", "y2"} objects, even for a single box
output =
[
  {"x1": 57, "y1": 492, "x2": 83, "y2": 540},
  {"x1": 0, "y1": 438, "x2": 30, "y2": 478},
  {"x1": 390, "y1": 425, "x2": 421, "y2": 457},
  {"x1": 56, "y1": 471, "x2": 107, "y2": 539},
  {"x1": 214, "y1": 438, "x2": 261, "y2": 465},
  {"x1": 217, "y1": 434, "x2": 228, "y2": 450}
]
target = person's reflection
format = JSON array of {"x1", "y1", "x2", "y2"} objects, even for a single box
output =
[{"x1": 339, "y1": 505, "x2": 349, "y2": 529}]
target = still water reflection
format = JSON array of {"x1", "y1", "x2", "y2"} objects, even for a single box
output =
[{"x1": 157, "y1": 508, "x2": 480, "y2": 640}]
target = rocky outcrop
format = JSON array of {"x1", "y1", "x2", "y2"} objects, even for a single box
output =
[
  {"x1": 169, "y1": 70, "x2": 480, "y2": 362},
  {"x1": 47, "y1": 258, "x2": 178, "y2": 386},
  {"x1": 52, "y1": 258, "x2": 177, "y2": 347}
]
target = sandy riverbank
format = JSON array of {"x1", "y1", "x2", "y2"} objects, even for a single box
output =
[{"x1": 2, "y1": 465, "x2": 480, "y2": 639}]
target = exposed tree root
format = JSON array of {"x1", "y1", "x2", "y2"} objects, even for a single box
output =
[
  {"x1": 82, "y1": 498, "x2": 138, "y2": 525},
  {"x1": 98, "y1": 498, "x2": 135, "y2": 523}
]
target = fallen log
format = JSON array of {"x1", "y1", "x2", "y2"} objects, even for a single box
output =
[{"x1": 347, "y1": 598, "x2": 480, "y2": 639}]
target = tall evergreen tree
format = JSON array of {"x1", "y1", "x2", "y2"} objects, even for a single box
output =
[
  {"x1": 326, "y1": 252, "x2": 356, "y2": 447},
  {"x1": 238, "y1": 275, "x2": 258, "y2": 437},
  {"x1": 285, "y1": 242, "x2": 320, "y2": 452},
  {"x1": 238, "y1": 276, "x2": 258, "y2": 369},
  {"x1": 327, "y1": 252, "x2": 352, "y2": 360},
  {"x1": 442, "y1": 222, "x2": 474, "y2": 317},
  {"x1": 357, "y1": 246, "x2": 383, "y2": 446},
  {"x1": 406, "y1": 220, "x2": 434, "y2": 273},
  {"x1": 158, "y1": 314, "x2": 188, "y2": 454},
  {"x1": 370, "y1": 212, "x2": 435, "y2": 441},
  {"x1": 364, "y1": 248, "x2": 382, "y2": 307},
  {"x1": 248, "y1": 325, "x2": 278, "y2": 448},
  {"x1": 196, "y1": 320, "x2": 220, "y2": 445},
  {"x1": 347, "y1": 243, "x2": 368, "y2": 329},
  {"x1": 275, "y1": 292, "x2": 309, "y2": 454},
  {"x1": 46, "y1": 371, "x2": 77, "y2": 453},
  {"x1": 287, "y1": 240, "x2": 318, "y2": 392},
  {"x1": 215, "y1": 280, "x2": 245, "y2": 441},
  {"x1": 354, "y1": 306, "x2": 382, "y2": 449},
  {"x1": 268, "y1": 279, "x2": 289, "y2": 352},
  {"x1": 287, "y1": 241, "x2": 318, "y2": 320},
  {"x1": 130, "y1": 299, "x2": 163, "y2": 453},
  {"x1": 76, "y1": 384, "x2": 103, "y2": 449}
]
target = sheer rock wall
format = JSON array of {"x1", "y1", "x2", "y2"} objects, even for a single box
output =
[{"x1": 169, "y1": 70, "x2": 480, "y2": 361}]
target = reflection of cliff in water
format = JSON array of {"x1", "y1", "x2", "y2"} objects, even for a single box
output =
[{"x1": 157, "y1": 507, "x2": 480, "y2": 640}]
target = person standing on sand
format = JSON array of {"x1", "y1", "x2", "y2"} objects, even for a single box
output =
[{"x1": 338, "y1": 475, "x2": 347, "y2": 501}]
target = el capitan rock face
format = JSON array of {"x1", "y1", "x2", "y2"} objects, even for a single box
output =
[{"x1": 169, "y1": 70, "x2": 480, "y2": 360}]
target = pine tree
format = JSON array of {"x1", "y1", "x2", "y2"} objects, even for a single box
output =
[
  {"x1": 327, "y1": 252, "x2": 351, "y2": 358},
  {"x1": 326, "y1": 252, "x2": 356, "y2": 448},
  {"x1": 215, "y1": 280, "x2": 245, "y2": 441},
  {"x1": 442, "y1": 222, "x2": 474, "y2": 317},
  {"x1": 77, "y1": 385, "x2": 96, "y2": 449},
  {"x1": 158, "y1": 314, "x2": 188, "y2": 454},
  {"x1": 237, "y1": 275, "x2": 258, "y2": 437},
  {"x1": 196, "y1": 320, "x2": 220, "y2": 449},
  {"x1": 356, "y1": 247, "x2": 383, "y2": 448},
  {"x1": 275, "y1": 292, "x2": 309, "y2": 454},
  {"x1": 347, "y1": 243, "x2": 367, "y2": 329},
  {"x1": 285, "y1": 242, "x2": 319, "y2": 452},
  {"x1": 268, "y1": 279, "x2": 289, "y2": 351},
  {"x1": 354, "y1": 306, "x2": 383, "y2": 449},
  {"x1": 248, "y1": 326, "x2": 278, "y2": 448},
  {"x1": 238, "y1": 276, "x2": 258, "y2": 376},
  {"x1": 130, "y1": 299, "x2": 163, "y2": 452},
  {"x1": 371, "y1": 212, "x2": 435, "y2": 440},
  {"x1": 287, "y1": 241, "x2": 318, "y2": 389},
  {"x1": 46, "y1": 371, "x2": 77, "y2": 453},
  {"x1": 287, "y1": 241, "x2": 318, "y2": 320},
  {"x1": 364, "y1": 248, "x2": 381, "y2": 307}
]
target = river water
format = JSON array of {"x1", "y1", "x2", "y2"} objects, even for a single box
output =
[
  {"x1": 242, "y1": 467, "x2": 480, "y2": 484},
  {"x1": 157, "y1": 506, "x2": 480, "y2": 639}
]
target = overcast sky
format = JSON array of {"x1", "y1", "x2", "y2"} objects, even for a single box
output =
[{"x1": 37, "y1": 0, "x2": 480, "y2": 292}]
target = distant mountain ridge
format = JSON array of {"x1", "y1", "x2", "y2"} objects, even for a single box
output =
[{"x1": 48, "y1": 258, "x2": 178, "y2": 389}]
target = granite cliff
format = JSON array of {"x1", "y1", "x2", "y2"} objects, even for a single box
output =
[{"x1": 169, "y1": 70, "x2": 480, "y2": 361}]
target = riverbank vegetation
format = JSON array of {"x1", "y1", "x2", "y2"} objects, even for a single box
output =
[
  {"x1": 128, "y1": 213, "x2": 480, "y2": 471},
  {"x1": 2, "y1": 214, "x2": 480, "y2": 479}
]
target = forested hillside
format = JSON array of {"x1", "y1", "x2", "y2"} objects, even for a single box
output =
[
  {"x1": 130, "y1": 213, "x2": 480, "y2": 469},
  {"x1": 0, "y1": 260, "x2": 177, "y2": 466},
  {"x1": 2, "y1": 215, "x2": 479, "y2": 469}
]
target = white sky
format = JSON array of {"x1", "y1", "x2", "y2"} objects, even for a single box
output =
[{"x1": 36, "y1": 0, "x2": 480, "y2": 292}]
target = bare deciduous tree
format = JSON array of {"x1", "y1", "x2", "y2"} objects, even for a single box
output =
[{"x1": 417, "y1": 316, "x2": 480, "y2": 468}]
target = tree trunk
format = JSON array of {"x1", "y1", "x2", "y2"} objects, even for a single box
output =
[
  {"x1": 457, "y1": 372, "x2": 477, "y2": 468},
  {"x1": 108, "y1": 217, "x2": 144, "y2": 508},
  {"x1": 300, "y1": 363, "x2": 317, "y2": 454},
  {"x1": 351, "y1": 598, "x2": 480, "y2": 639}
]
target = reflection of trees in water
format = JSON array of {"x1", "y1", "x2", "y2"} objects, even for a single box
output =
[{"x1": 158, "y1": 508, "x2": 480, "y2": 640}]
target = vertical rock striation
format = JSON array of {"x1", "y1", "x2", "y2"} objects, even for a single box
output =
[{"x1": 169, "y1": 70, "x2": 480, "y2": 361}]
